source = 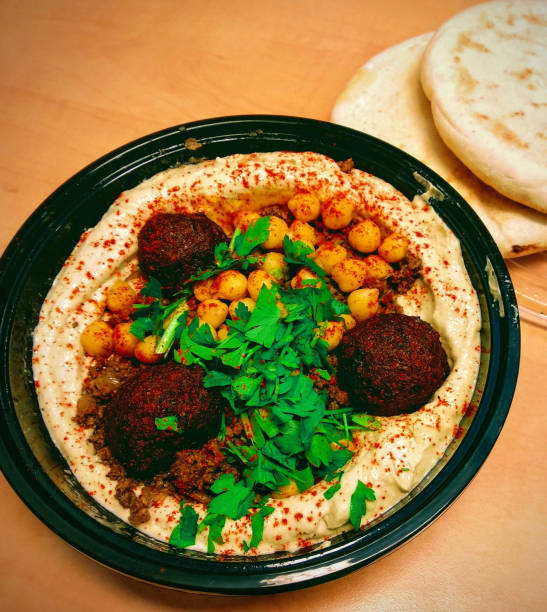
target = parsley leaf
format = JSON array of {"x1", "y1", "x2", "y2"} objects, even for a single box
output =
[
  {"x1": 199, "y1": 513, "x2": 226, "y2": 553},
  {"x1": 248, "y1": 505, "x2": 275, "y2": 549},
  {"x1": 130, "y1": 317, "x2": 155, "y2": 341},
  {"x1": 244, "y1": 285, "x2": 281, "y2": 348},
  {"x1": 208, "y1": 473, "x2": 255, "y2": 520},
  {"x1": 352, "y1": 414, "x2": 382, "y2": 431},
  {"x1": 323, "y1": 482, "x2": 341, "y2": 500},
  {"x1": 292, "y1": 465, "x2": 314, "y2": 493},
  {"x1": 232, "y1": 216, "x2": 271, "y2": 256},
  {"x1": 169, "y1": 504, "x2": 198, "y2": 547},
  {"x1": 140, "y1": 276, "x2": 162, "y2": 299},
  {"x1": 282, "y1": 235, "x2": 325, "y2": 277},
  {"x1": 154, "y1": 415, "x2": 181, "y2": 432},
  {"x1": 349, "y1": 480, "x2": 376, "y2": 529}
]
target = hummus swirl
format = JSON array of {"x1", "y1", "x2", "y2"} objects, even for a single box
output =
[{"x1": 33, "y1": 152, "x2": 481, "y2": 555}]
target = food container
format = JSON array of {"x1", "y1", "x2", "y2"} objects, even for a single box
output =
[{"x1": 0, "y1": 115, "x2": 520, "y2": 593}]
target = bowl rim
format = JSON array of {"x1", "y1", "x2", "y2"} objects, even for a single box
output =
[{"x1": 0, "y1": 114, "x2": 520, "y2": 594}]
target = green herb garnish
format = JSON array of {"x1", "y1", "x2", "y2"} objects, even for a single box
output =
[
  {"x1": 154, "y1": 415, "x2": 181, "y2": 432},
  {"x1": 134, "y1": 219, "x2": 383, "y2": 552},
  {"x1": 349, "y1": 480, "x2": 376, "y2": 529},
  {"x1": 169, "y1": 503, "x2": 199, "y2": 547}
]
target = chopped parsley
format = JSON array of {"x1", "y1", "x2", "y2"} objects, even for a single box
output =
[
  {"x1": 132, "y1": 217, "x2": 382, "y2": 552},
  {"x1": 169, "y1": 504, "x2": 199, "y2": 548},
  {"x1": 154, "y1": 415, "x2": 181, "y2": 432},
  {"x1": 349, "y1": 480, "x2": 377, "y2": 529}
]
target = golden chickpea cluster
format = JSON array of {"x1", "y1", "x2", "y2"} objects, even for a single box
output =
[
  {"x1": 81, "y1": 190, "x2": 412, "y2": 361},
  {"x1": 80, "y1": 280, "x2": 162, "y2": 364},
  {"x1": 192, "y1": 193, "x2": 410, "y2": 352},
  {"x1": 267, "y1": 192, "x2": 410, "y2": 341}
]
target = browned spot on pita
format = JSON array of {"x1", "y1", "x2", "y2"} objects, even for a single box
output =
[
  {"x1": 455, "y1": 32, "x2": 490, "y2": 53},
  {"x1": 506, "y1": 14, "x2": 515, "y2": 26},
  {"x1": 491, "y1": 120, "x2": 529, "y2": 149},
  {"x1": 474, "y1": 113, "x2": 530, "y2": 149},
  {"x1": 537, "y1": 132, "x2": 546, "y2": 140},
  {"x1": 511, "y1": 111, "x2": 525, "y2": 117},
  {"x1": 524, "y1": 12, "x2": 547, "y2": 26},
  {"x1": 479, "y1": 13, "x2": 495, "y2": 29},
  {"x1": 456, "y1": 66, "x2": 478, "y2": 93},
  {"x1": 512, "y1": 68, "x2": 533, "y2": 80}
]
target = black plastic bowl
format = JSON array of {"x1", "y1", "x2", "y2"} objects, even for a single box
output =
[{"x1": 0, "y1": 115, "x2": 519, "y2": 594}]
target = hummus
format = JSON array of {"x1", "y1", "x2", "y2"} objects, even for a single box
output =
[{"x1": 32, "y1": 151, "x2": 481, "y2": 555}]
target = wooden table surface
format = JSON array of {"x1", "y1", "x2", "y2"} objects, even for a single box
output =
[{"x1": 1, "y1": 1, "x2": 546, "y2": 610}]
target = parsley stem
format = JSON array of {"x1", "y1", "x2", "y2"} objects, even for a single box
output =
[{"x1": 343, "y1": 413, "x2": 350, "y2": 440}]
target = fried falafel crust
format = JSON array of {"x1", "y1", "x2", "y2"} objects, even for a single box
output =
[
  {"x1": 103, "y1": 362, "x2": 223, "y2": 477},
  {"x1": 337, "y1": 313, "x2": 449, "y2": 416},
  {"x1": 137, "y1": 213, "x2": 226, "y2": 290}
]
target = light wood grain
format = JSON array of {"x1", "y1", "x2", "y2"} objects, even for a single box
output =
[{"x1": 1, "y1": 1, "x2": 545, "y2": 610}]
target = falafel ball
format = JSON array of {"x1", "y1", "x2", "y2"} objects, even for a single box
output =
[
  {"x1": 337, "y1": 313, "x2": 449, "y2": 417},
  {"x1": 103, "y1": 362, "x2": 223, "y2": 477},
  {"x1": 137, "y1": 213, "x2": 225, "y2": 289}
]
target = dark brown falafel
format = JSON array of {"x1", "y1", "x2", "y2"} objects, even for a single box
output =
[
  {"x1": 137, "y1": 213, "x2": 225, "y2": 289},
  {"x1": 337, "y1": 313, "x2": 449, "y2": 417},
  {"x1": 103, "y1": 362, "x2": 223, "y2": 477}
]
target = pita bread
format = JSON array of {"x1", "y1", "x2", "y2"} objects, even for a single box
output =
[
  {"x1": 421, "y1": 0, "x2": 547, "y2": 212},
  {"x1": 331, "y1": 33, "x2": 547, "y2": 258}
]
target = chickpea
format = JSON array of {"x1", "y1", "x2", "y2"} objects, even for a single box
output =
[
  {"x1": 113, "y1": 322, "x2": 139, "y2": 358},
  {"x1": 197, "y1": 299, "x2": 228, "y2": 329},
  {"x1": 271, "y1": 478, "x2": 300, "y2": 499},
  {"x1": 340, "y1": 313, "x2": 357, "y2": 330},
  {"x1": 378, "y1": 233, "x2": 409, "y2": 263},
  {"x1": 290, "y1": 267, "x2": 321, "y2": 289},
  {"x1": 193, "y1": 277, "x2": 215, "y2": 301},
  {"x1": 347, "y1": 288, "x2": 380, "y2": 321},
  {"x1": 233, "y1": 209, "x2": 260, "y2": 232},
  {"x1": 247, "y1": 269, "x2": 274, "y2": 301},
  {"x1": 313, "y1": 242, "x2": 347, "y2": 274},
  {"x1": 347, "y1": 219, "x2": 381, "y2": 254},
  {"x1": 287, "y1": 193, "x2": 321, "y2": 222},
  {"x1": 106, "y1": 281, "x2": 137, "y2": 315},
  {"x1": 262, "y1": 216, "x2": 288, "y2": 250},
  {"x1": 331, "y1": 258, "x2": 366, "y2": 293},
  {"x1": 217, "y1": 323, "x2": 230, "y2": 341},
  {"x1": 134, "y1": 335, "x2": 164, "y2": 364},
  {"x1": 261, "y1": 251, "x2": 289, "y2": 281},
  {"x1": 81, "y1": 321, "x2": 113, "y2": 359},
  {"x1": 321, "y1": 197, "x2": 353, "y2": 230},
  {"x1": 212, "y1": 270, "x2": 248, "y2": 301},
  {"x1": 361, "y1": 254, "x2": 393, "y2": 281},
  {"x1": 321, "y1": 321, "x2": 345, "y2": 351},
  {"x1": 288, "y1": 220, "x2": 317, "y2": 246},
  {"x1": 229, "y1": 297, "x2": 256, "y2": 320}
]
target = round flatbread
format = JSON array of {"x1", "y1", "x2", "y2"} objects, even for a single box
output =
[
  {"x1": 420, "y1": 0, "x2": 547, "y2": 212},
  {"x1": 331, "y1": 33, "x2": 547, "y2": 258}
]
